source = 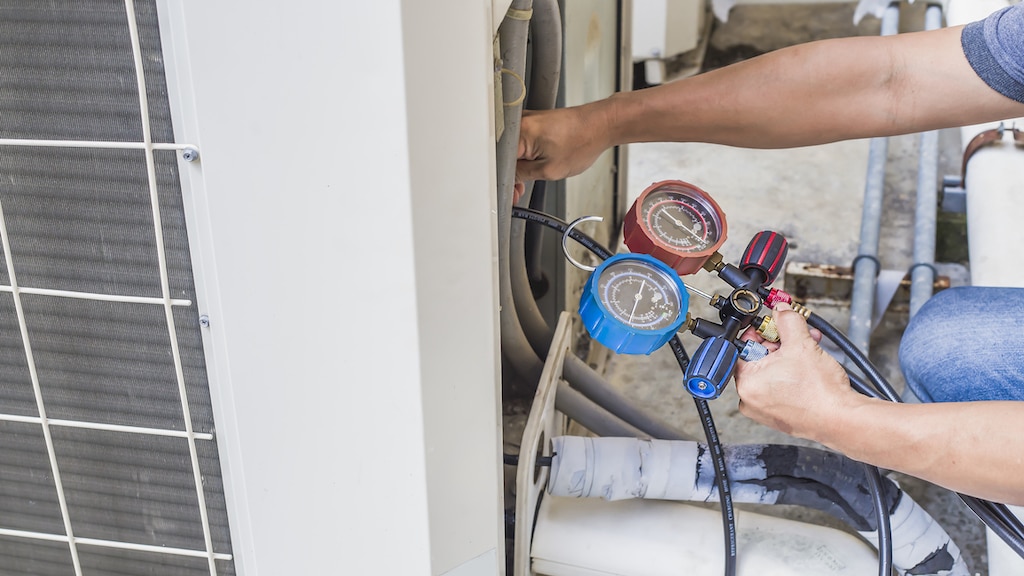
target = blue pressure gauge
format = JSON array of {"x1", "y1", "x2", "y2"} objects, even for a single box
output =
[{"x1": 579, "y1": 253, "x2": 690, "y2": 355}]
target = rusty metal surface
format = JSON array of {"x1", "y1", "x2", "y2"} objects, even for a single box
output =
[{"x1": 783, "y1": 261, "x2": 950, "y2": 304}]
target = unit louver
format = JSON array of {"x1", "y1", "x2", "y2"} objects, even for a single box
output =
[{"x1": 0, "y1": 1, "x2": 235, "y2": 574}]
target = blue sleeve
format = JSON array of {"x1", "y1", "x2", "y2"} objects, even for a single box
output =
[{"x1": 961, "y1": 4, "x2": 1024, "y2": 104}]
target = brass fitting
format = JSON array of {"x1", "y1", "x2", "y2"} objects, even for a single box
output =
[
  {"x1": 791, "y1": 302, "x2": 811, "y2": 319},
  {"x1": 702, "y1": 252, "x2": 724, "y2": 273},
  {"x1": 682, "y1": 313, "x2": 696, "y2": 333},
  {"x1": 756, "y1": 315, "x2": 780, "y2": 343}
]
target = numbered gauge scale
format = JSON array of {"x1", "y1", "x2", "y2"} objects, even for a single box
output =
[
  {"x1": 624, "y1": 180, "x2": 728, "y2": 275},
  {"x1": 578, "y1": 253, "x2": 690, "y2": 355}
]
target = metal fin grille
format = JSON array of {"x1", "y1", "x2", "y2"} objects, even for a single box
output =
[{"x1": 0, "y1": 1, "x2": 235, "y2": 575}]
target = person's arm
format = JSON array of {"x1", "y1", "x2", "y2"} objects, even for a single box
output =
[
  {"x1": 734, "y1": 304, "x2": 1024, "y2": 505},
  {"x1": 517, "y1": 25, "x2": 1024, "y2": 182}
]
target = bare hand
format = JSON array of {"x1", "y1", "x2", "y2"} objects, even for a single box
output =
[
  {"x1": 515, "y1": 104, "x2": 614, "y2": 197},
  {"x1": 734, "y1": 303, "x2": 864, "y2": 443}
]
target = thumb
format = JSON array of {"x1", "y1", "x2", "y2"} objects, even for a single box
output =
[{"x1": 771, "y1": 302, "x2": 814, "y2": 346}]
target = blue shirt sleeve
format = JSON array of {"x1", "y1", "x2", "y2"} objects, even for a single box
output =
[{"x1": 961, "y1": 4, "x2": 1024, "y2": 104}]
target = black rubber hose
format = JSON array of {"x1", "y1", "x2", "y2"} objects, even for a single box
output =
[
  {"x1": 669, "y1": 336, "x2": 737, "y2": 576},
  {"x1": 815, "y1": 311, "x2": 1024, "y2": 558},
  {"x1": 794, "y1": 315, "x2": 895, "y2": 576},
  {"x1": 525, "y1": 181, "x2": 548, "y2": 289},
  {"x1": 512, "y1": 207, "x2": 615, "y2": 259},
  {"x1": 807, "y1": 312, "x2": 900, "y2": 402},
  {"x1": 845, "y1": 368, "x2": 880, "y2": 398},
  {"x1": 862, "y1": 462, "x2": 894, "y2": 576}
]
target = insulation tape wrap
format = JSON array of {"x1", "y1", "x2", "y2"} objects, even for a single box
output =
[
  {"x1": 548, "y1": 437, "x2": 969, "y2": 575},
  {"x1": 858, "y1": 494, "x2": 970, "y2": 576},
  {"x1": 549, "y1": 436, "x2": 698, "y2": 501}
]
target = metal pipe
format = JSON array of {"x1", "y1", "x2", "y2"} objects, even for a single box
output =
[
  {"x1": 909, "y1": 5, "x2": 944, "y2": 318},
  {"x1": 847, "y1": 3, "x2": 900, "y2": 354}
]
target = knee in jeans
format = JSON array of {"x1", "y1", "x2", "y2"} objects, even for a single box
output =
[{"x1": 898, "y1": 287, "x2": 970, "y2": 401}]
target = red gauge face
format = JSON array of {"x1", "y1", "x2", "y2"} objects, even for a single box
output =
[
  {"x1": 640, "y1": 189, "x2": 722, "y2": 253},
  {"x1": 623, "y1": 180, "x2": 728, "y2": 275}
]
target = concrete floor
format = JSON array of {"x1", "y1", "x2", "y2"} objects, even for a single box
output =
[{"x1": 604, "y1": 2, "x2": 990, "y2": 573}]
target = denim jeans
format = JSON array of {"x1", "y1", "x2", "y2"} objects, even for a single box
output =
[{"x1": 899, "y1": 286, "x2": 1024, "y2": 402}]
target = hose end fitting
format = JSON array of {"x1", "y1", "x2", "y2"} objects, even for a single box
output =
[
  {"x1": 738, "y1": 339, "x2": 769, "y2": 362},
  {"x1": 791, "y1": 302, "x2": 811, "y2": 319},
  {"x1": 756, "y1": 316, "x2": 780, "y2": 343},
  {"x1": 764, "y1": 287, "x2": 792, "y2": 308}
]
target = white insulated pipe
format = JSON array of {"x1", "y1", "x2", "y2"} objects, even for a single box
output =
[{"x1": 546, "y1": 436, "x2": 969, "y2": 575}]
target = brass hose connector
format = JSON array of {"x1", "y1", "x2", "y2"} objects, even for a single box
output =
[
  {"x1": 682, "y1": 313, "x2": 696, "y2": 333},
  {"x1": 790, "y1": 301, "x2": 811, "y2": 319},
  {"x1": 756, "y1": 316, "x2": 780, "y2": 343},
  {"x1": 702, "y1": 252, "x2": 724, "y2": 273}
]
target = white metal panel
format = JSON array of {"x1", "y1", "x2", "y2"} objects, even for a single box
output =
[
  {"x1": 632, "y1": 0, "x2": 703, "y2": 61},
  {"x1": 156, "y1": 1, "x2": 502, "y2": 575}
]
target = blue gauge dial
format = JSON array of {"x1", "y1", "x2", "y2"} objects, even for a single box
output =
[{"x1": 579, "y1": 254, "x2": 689, "y2": 355}]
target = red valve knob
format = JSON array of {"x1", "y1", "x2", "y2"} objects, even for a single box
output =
[
  {"x1": 740, "y1": 231, "x2": 788, "y2": 286},
  {"x1": 763, "y1": 287, "x2": 793, "y2": 308}
]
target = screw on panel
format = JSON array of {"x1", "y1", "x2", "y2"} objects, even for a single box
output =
[
  {"x1": 199, "y1": 315, "x2": 210, "y2": 327},
  {"x1": 182, "y1": 148, "x2": 200, "y2": 162}
]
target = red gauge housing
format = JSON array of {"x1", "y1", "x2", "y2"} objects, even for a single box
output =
[{"x1": 623, "y1": 180, "x2": 728, "y2": 276}]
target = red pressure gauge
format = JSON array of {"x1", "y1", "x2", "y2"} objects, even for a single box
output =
[{"x1": 623, "y1": 180, "x2": 728, "y2": 276}]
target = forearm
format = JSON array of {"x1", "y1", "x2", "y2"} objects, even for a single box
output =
[
  {"x1": 819, "y1": 398, "x2": 1024, "y2": 505},
  {"x1": 594, "y1": 26, "x2": 1023, "y2": 149}
]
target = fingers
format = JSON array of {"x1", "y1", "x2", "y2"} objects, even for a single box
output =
[{"x1": 770, "y1": 302, "x2": 815, "y2": 346}]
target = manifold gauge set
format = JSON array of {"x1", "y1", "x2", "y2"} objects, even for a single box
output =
[{"x1": 574, "y1": 179, "x2": 790, "y2": 399}]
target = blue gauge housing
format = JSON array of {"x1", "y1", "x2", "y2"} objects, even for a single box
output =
[{"x1": 579, "y1": 253, "x2": 689, "y2": 355}]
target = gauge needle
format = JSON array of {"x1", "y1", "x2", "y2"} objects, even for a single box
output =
[
  {"x1": 629, "y1": 280, "x2": 645, "y2": 324},
  {"x1": 663, "y1": 211, "x2": 704, "y2": 242}
]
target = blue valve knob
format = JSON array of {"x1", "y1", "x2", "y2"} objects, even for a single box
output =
[
  {"x1": 578, "y1": 254, "x2": 689, "y2": 355},
  {"x1": 684, "y1": 336, "x2": 739, "y2": 399}
]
